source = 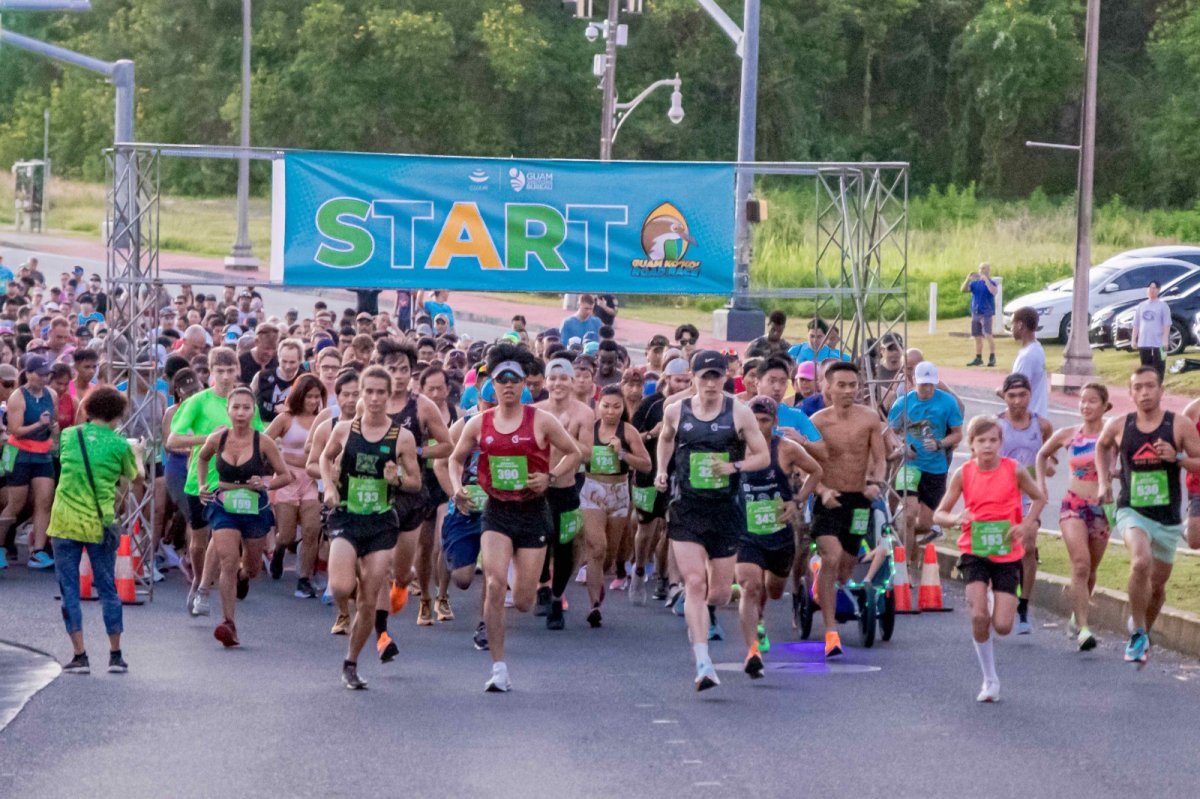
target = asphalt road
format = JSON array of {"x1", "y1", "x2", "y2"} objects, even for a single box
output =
[{"x1": 4, "y1": 560, "x2": 1200, "y2": 798}]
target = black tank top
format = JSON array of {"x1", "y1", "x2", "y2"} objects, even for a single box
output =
[
  {"x1": 390, "y1": 394, "x2": 422, "y2": 442},
  {"x1": 1118, "y1": 411, "x2": 1182, "y2": 525},
  {"x1": 338, "y1": 419, "x2": 401, "y2": 515},
  {"x1": 216, "y1": 431, "x2": 268, "y2": 484},
  {"x1": 741, "y1": 437, "x2": 792, "y2": 502},
  {"x1": 589, "y1": 419, "x2": 631, "y2": 476},
  {"x1": 422, "y1": 405, "x2": 458, "y2": 478},
  {"x1": 672, "y1": 397, "x2": 743, "y2": 501}
]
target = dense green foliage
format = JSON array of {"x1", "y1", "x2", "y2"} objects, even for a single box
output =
[{"x1": 0, "y1": 0, "x2": 1193, "y2": 206}]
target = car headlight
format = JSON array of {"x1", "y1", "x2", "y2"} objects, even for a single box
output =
[{"x1": 1035, "y1": 307, "x2": 1053, "y2": 316}]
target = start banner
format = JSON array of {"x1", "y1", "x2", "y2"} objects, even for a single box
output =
[{"x1": 271, "y1": 151, "x2": 735, "y2": 295}]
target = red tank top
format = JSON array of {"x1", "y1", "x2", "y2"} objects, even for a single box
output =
[
  {"x1": 477, "y1": 405, "x2": 550, "y2": 502},
  {"x1": 1188, "y1": 416, "x2": 1200, "y2": 495},
  {"x1": 958, "y1": 457, "x2": 1025, "y2": 563}
]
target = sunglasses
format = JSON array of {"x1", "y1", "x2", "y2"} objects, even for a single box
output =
[
  {"x1": 493, "y1": 373, "x2": 523, "y2": 385},
  {"x1": 679, "y1": 337, "x2": 695, "y2": 346},
  {"x1": 0, "y1": 381, "x2": 13, "y2": 389}
]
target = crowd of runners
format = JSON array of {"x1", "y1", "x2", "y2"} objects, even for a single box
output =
[{"x1": 7, "y1": 268, "x2": 1200, "y2": 700}]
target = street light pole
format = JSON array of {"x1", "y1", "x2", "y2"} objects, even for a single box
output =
[
  {"x1": 225, "y1": 0, "x2": 258, "y2": 271},
  {"x1": 1059, "y1": 0, "x2": 1099, "y2": 385},
  {"x1": 598, "y1": 0, "x2": 621, "y2": 162}
]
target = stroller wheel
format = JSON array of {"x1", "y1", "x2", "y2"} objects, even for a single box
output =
[
  {"x1": 881, "y1": 589, "x2": 896, "y2": 642},
  {"x1": 798, "y1": 590, "x2": 814, "y2": 640},
  {"x1": 858, "y1": 588, "x2": 876, "y2": 648}
]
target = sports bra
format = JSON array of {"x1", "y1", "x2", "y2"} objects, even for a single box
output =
[
  {"x1": 216, "y1": 430, "x2": 269, "y2": 485},
  {"x1": 1067, "y1": 429, "x2": 1099, "y2": 482}
]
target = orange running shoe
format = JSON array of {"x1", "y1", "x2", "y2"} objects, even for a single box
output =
[
  {"x1": 824, "y1": 630, "x2": 843, "y2": 659},
  {"x1": 389, "y1": 582, "x2": 409, "y2": 615}
]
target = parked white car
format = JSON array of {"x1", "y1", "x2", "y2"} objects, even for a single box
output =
[{"x1": 1002, "y1": 251, "x2": 1200, "y2": 343}]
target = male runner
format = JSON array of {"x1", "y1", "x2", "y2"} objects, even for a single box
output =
[
  {"x1": 811, "y1": 362, "x2": 886, "y2": 657},
  {"x1": 533, "y1": 358, "x2": 593, "y2": 629},
  {"x1": 655, "y1": 350, "x2": 769, "y2": 691},
  {"x1": 1097, "y1": 366, "x2": 1200, "y2": 665},
  {"x1": 320, "y1": 366, "x2": 422, "y2": 688},
  {"x1": 448, "y1": 344, "x2": 581, "y2": 692}
]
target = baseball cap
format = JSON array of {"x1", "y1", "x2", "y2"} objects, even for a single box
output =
[
  {"x1": 582, "y1": 331, "x2": 599, "y2": 344},
  {"x1": 416, "y1": 324, "x2": 434, "y2": 337},
  {"x1": 647, "y1": 334, "x2": 670, "y2": 349},
  {"x1": 567, "y1": 336, "x2": 583, "y2": 350},
  {"x1": 23, "y1": 354, "x2": 51, "y2": 375},
  {"x1": 491, "y1": 360, "x2": 526, "y2": 380},
  {"x1": 546, "y1": 358, "x2": 575, "y2": 378},
  {"x1": 663, "y1": 357, "x2": 690, "y2": 377},
  {"x1": 914, "y1": 361, "x2": 939, "y2": 385},
  {"x1": 749, "y1": 395, "x2": 778, "y2": 416},
  {"x1": 44, "y1": 301, "x2": 61, "y2": 312},
  {"x1": 71, "y1": 265, "x2": 84, "y2": 276},
  {"x1": 797, "y1": 361, "x2": 816, "y2": 380},
  {"x1": 690, "y1": 349, "x2": 727, "y2": 377},
  {"x1": 356, "y1": 312, "x2": 372, "y2": 322},
  {"x1": 538, "y1": 327, "x2": 561, "y2": 341},
  {"x1": 0, "y1": 364, "x2": 18, "y2": 382},
  {"x1": 583, "y1": 341, "x2": 599, "y2": 355},
  {"x1": 1001, "y1": 373, "x2": 1032, "y2": 393}
]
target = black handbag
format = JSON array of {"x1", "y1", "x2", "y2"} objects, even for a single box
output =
[{"x1": 77, "y1": 427, "x2": 122, "y2": 549}]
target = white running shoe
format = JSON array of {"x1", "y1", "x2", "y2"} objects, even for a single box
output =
[
  {"x1": 485, "y1": 662, "x2": 512, "y2": 693},
  {"x1": 694, "y1": 662, "x2": 720, "y2": 692},
  {"x1": 976, "y1": 680, "x2": 1000, "y2": 703},
  {"x1": 191, "y1": 591, "x2": 211, "y2": 617},
  {"x1": 575, "y1": 565, "x2": 587, "y2": 583},
  {"x1": 629, "y1": 575, "x2": 648, "y2": 606}
]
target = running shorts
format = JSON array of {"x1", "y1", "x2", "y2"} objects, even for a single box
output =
[
  {"x1": 327, "y1": 508, "x2": 400, "y2": 558},
  {"x1": 811, "y1": 491, "x2": 872, "y2": 557},
  {"x1": 958, "y1": 552, "x2": 1020, "y2": 594},
  {"x1": 482, "y1": 496, "x2": 552, "y2": 550},
  {"x1": 395, "y1": 485, "x2": 430, "y2": 532},
  {"x1": 204, "y1": 494, "x2": 274, "y2": 540},
  {"x1": 1117, "y1": 506, "x2": 1183, "y2": 565},
  {"x1": 442, "y1": 510, "x2": 483, "y2": 572},
  {"x1": 185, "y1": 493, "x2": 208, "y2": 530},
  {"x1": 1059, "y1": 490, "x2": 1110, "y2": 540},
  {"x1": 579, "y1": 476, "x2": 630, "y2": 516},
  {"x1": 737, "y1": 527, "x2": 795, "y2": 578},
  {"x1": 667, "y1": 496, "x2": 743, "y2": 560},
  {"x1": 7, "y1": 457, "x2": 54, "y2": 487}
]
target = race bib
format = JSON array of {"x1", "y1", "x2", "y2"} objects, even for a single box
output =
[
  {"x1": 347, "y1": 476, "x2": 389, "y2": 514},
  {"x1": 463, "y1": 483, "x2": 488, "y2": 513},
  {"x1": 689, "y1": 452, "x2": 729, "y2": 490},
  {"x1": 971, "y1": 520, "x2": 1012, "y2": 558},
  {"x1": 559, "y1": 508, "x2": 583, "y2": 544},
  {"x1": 0, "y1": 443, "x2": 16, "y2": 475},
  {"x1": 746, "y1": 499, "x2": 782, "y2": 535},
  {"x1": 632, "y1": 485, "x2": 657, "y2": 513},
  {"x1": 1130, "y1": 470, "x2": 1169, "y2": 508},
  {"x1": 591, "y1": 445, "x2": 619, "y2": 475},
  {"x1": 222, "y1": 488, "x2": 258, "y2": 515},
  {"x1": 424, "y1": 439, "x2": 437, "y2": 469},
  {"x1": 1103, "y1": 502, "x2": 1116, "y2": 529},
  {"x1": 895, "y1": 465, "x2": 921, "y2": 493},
  {"x1": 489, "y1": 455, "x2": 528, "y2": 491},
  {"x1": 850, "y1": 507, "x2": 871, "y2": 537}
]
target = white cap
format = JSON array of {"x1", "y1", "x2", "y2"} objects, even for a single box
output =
[{"x1": 914, "y1": 361, "x2": 938, "y2": 385}]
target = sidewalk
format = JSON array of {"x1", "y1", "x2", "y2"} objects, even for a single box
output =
[{"x1": 0, "y1": 227, "x2": 1188, "y2": 413}]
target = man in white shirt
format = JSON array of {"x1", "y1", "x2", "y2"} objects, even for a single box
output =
[
  {"x1": 1009, "y1": 306, "x2": 1049, "y2": 418},
  {"x1": 1132, "y1": 281, "x2": 1172, "y2": 381}
]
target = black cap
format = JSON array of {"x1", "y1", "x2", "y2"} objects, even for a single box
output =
[
  {"x1": 1002, "y1": 373, "x2": 1032, "y2": 393},
  {"x1": 690, "y1": 349, "x2": 727, "y2": 377},
  {"x1": 647, "y1": 334, "x2": 670, "y2": 349}
]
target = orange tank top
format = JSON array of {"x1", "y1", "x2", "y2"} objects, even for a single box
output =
[{"x1": 958, "y1": 457, "x2": 1024, "y2": 563}]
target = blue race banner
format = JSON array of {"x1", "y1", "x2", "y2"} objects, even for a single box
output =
[{"x1": 272, "y1": 151, "x2": 735, "y2": 295}]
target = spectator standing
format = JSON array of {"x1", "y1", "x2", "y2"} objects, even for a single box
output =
[
  {"x1": 1009, "y1": 307, "x2": 1049, "y2": 418},
  {"x1": 561, "y1": 294, "x2": 604, "y2": 343},
  {"x1": 747, "y1": 310, "x2": 791, "y2": 358},
  {"x1": 594, "y1": 294, "x2": 619, "y2": 328},
  {"x1": 963, "y1": 262, "x2": 998, "y2": 367},
  {"x1": 86, "y1": 273, "x2": 109, "y2": 317},
  {"x1": 1132, "y1": 281, "x2": 1171, "y2": 381},
  {"x1": 420, "y1": 289, "x2": 456, "y2": 331},
  {"x1": 239, "y1": 322, "x2": 279, "y2": 385},
  {"x1": 787, "y1": 318, "x2": 849, "y2": 364}
]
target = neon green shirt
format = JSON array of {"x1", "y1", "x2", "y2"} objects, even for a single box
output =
[
  {"x1": 47, "y1": 424, "x2": 137, "y2": 544},
  {"x1": 170, "y1": 388, "x2": 264, "y2": 496}
]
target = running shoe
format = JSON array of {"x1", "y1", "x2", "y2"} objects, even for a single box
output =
[
  {"x1": 269, "y1": 546, "x2": 286, "y2": 580},
  {"x1": 485, "y1": 662, "x2": 512, "y2": 693},
  {"x1": 389, "y1": 582, "x2": 409, "y2": 615},
  {"x1": 534, "y1": 586, "x2": 552, "y2": 617},
  {"x1": 107, "y1": 651, "x2": 128, "y2": 674},
  {"x1": 473, "y1": 622, "x2": 490, "y2": 650},
  {"x1": 756, "y1": 623, "x2": 771, "y2": 654},
  {"x1": 824, "y1": 631, "x2": 843, "y2": 659},
  {"x1": 186, "y1": 588, "x2": 197, "y2": 614},
  {"x1": 62, "y1": 653, "x2": 90, "y2": 675},
  {"x1": 587, "y1": 606, "x2": 602, "y2": 628},
  {"x1": 694, "y1": 661, "x2": 720, "y2": 692},
  {"x1": 629, "y1": 574, "x2": 648, "y2": 606},
  {"x1": 294, "y1": 577, "x2": 316, "y2": 599},
  {"x1": 1068, "y1": 613, "x2": 1080, "y2": 639},
  {"x1": 330, "y1": 613, "x2": 351, "y2": 635},
  {"x1": 377, "y1": 632, "x2": 399, "y2": 663},
  {"x1": 664, "y1": 583, "x2": 683, "y2": 608},
  {"x1": 1124, "y1": 630, "x2": 1149, "y2": 665},
  {"x1": 0, "y1": 548, "x2": 7, "y2": 569},
  {"x1": 966, "y1": 356, "x2": 983, "y2": 367},
  {"x1": 237, "y1": 573, "x2": 250, "y2": 600},
  {"x1": 575, "y1": 565, "x2": 587, "y2": 583},
  {"x1": 987, "y1": 354, "x2": 996, "y2": 367},
  {"x1": 214, "y1": 620, "x2": 240, "y2": 648},
  {"x1": 707, "y1": 619, "x2": 724, "y2": 641},
  {"x1": 151, "y1": 563, "x2": 165, "y2": 584},
  {"x1": 671, "y1": 591, "x2": 686, "y2": 617},
  {"x1": 546, "y1": 600, "x2": 565, "y2": 631},
  {"x1": 341, "y1": 661, "x2": 367, "y2": 690},
  {"x1": 159, "y1": 542, "x2": 183, "y2": 572},
  {"x1": 504, "y1": 589, "x2": 514, "y2": 608},
  {"x1": 1015, "y1": 613, "x2": 1032, "y2": 635},
  {"x1": 609, "y1": 576, "x2": 630, "y2": 591},
  {"x1": 744, "y1": 649, "x2": 764, "y2": 680},
  {"x1": 1077, "y1": 628, "x2": 1097, "y2": 652},
  {"x1": 976, "y1": 680, "x2": 1000, "y2": 703},
  {"x1": 27, "y1": 551, "x2": 54, "y2": 570},
  {"x1": 192, "y1": 591, "x2": 212, "y2": 617},
  {"x1": 435, "y1": 596, "x2": 455, "y2": 622},
  {"x1": 918, "y1": 526, "x2": 944, "y2": 545},
  {"x1": 652, "y1": 576, "x2": 669, "y2": 601},
  {"x1": 321, "y1": 585, "x2": 334, "y2": 606},
  {"x1": 417, "y1": 598, "x2": 434, "y2": 626}
]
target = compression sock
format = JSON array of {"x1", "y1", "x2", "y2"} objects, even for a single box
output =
[
  {"x1": 375, "y1": 609, "x2": 388, "y2": 636},
  {"x1": 707, "y1": 604, "x2": 717, "y2": 625},
  {"x1": 1017, "y1": 598, "x2": 1029, "y2": 618},
  {"x1": 973, "y1": 636, "x2": 998, "y2": 683}
]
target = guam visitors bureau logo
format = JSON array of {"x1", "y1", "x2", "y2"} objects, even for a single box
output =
[{"x1": 634, "y1": 202, "x2": 702, "y2": 277}]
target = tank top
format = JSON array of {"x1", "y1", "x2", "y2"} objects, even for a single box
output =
[
  {"x1": 422, "y1": 405, "x2": 458, "y2": 476},
  {"x1": 216, "y1": 430, "x2": 269, "y2": 484},
  {"x1": 958, "y1": 457, "x2": 1024, "y2": 563},
  {"x1": 1067, "y1": 428, "x2": 1100, "y2": 482},
  {"x1": 390, "y1": 394, "x2": 422, "y2": 443},
  {"x1": 998, "y1": 412, "x2": 1042, "y2": 472},
  {"x1": 57, "y1": 390, "x2": 75, "y2": 429},
  {"x1": 740, "y1": 436, "x2": 793, "y2": 535},
  {"x1": 278, "y1": 415, "x2": 310, "y2": 459},
  {"x1": 672, "y1": 397, "x2": 744, "y2": 502},
  {"x1": 477, "y1": 405, "x2": 550, "y2": 502},
  {"x1": 11, "y1": 386, "x2": 54, "y2": 455},
  {"x1": 337, "y1": 419, "x2": 401, "y2": 516},
  {"x1": 588, "y1": 419, "x2": 631, "y2": 477},
  {"x1": 1117, "y1": 411, "x2": 1182, "y2": 525}
]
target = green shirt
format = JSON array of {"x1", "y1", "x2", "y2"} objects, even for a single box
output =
[
  {"x1": 47, "y1": 424, "x2": 137, "y2": 544},
  {"x1": 170, "y1": 388, "x2": 264, "y2": 496}
]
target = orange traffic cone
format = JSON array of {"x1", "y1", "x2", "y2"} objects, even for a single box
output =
[
  {"x1": 917, "y1": 543, "x2": 952, "y2": 612},
  {"x1": 79, "y1": 548, "x2": 95, "y2": 601},
  {"x1": 115, "y1": 535, "x2": 138, "y2": 605},
  {"x1": 809, "y1": 556, "x2": 822, "y2": 604},
  {"x1": 892, "y1": 544, "x2": 916, "y2": 614}
]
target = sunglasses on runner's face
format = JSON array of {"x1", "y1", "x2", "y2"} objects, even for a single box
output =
[{"x1": 494, "y1": 373, "x2": 523, "y2": 385}]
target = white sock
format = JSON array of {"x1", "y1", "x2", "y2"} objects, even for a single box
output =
[
  {"x1": 492, "y1": 661, "x2": 506, "y2": 674},
  {"x1": 693, "y1": 643, "x2": 711, "y2": 667},
  {"x1": 973, "y1": 636, "x2": 998, "y2": 683}
]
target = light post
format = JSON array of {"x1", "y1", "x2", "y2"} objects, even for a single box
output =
[
  {"x1": 610, "y1": 74, "x2": 683, "y2": 145},
  {"x1": 224, "y1": 0, "x2": 258, "y2": 271}
]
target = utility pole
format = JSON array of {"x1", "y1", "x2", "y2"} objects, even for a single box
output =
[
  {"x1": 1058, "y1": 0, "x2": 1099, "y2": 385},
  {"x1": 225, "y1": 0, "x2": 258, "y2": 271},
  {"x1": 598, "y1": 0, "x2": 621, "y2": 162}
]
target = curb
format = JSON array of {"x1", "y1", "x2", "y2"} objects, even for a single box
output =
[{"x1": 933, "y1": 546, "x2": 1200, "y2": 658}]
